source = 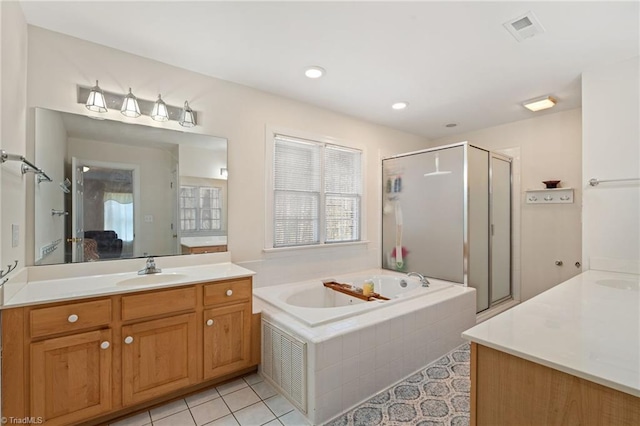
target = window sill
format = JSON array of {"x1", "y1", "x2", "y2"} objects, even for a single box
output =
[{"x1": 262, "y1": 240, "x2": 370, "y2": 256}]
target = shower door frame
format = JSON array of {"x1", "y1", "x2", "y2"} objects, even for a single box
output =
[{"x1": 381, "y1": 141, "x2": 513, "y2": 312}]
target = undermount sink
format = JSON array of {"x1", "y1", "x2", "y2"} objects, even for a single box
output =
[
  {"x1": 595, "y1": 279, "x2": 639, "y2": 291},
  {"x1": 117, "y1": 273, "x2": 189, "y2": 286}
]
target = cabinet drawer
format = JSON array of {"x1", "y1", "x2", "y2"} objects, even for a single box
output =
[
  {"x1": 122, "y1": 287, "x2": 196, "y2": 321},
  {"x1": 203, "y1": 278, "x2": 251, "y2": 306},
  {"x1": 30, "y1": 299, "x2": 112, "y2": 338}
]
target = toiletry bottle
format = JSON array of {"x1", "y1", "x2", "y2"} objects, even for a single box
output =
[{"x1": 363, "y1": 280, "x2": 374, "y2": 297}]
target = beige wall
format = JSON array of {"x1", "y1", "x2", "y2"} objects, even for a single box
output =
[
  {"x1": 582, "y1": 56, "x2": 639, "y2": 274},
  {"x1": 431, "y1": 109, "x2": 583, "y2": 301},
  {"x1": 21, "y1": 26, "x2": 429, "y2": 285},
  {"x1": 0, "y1": 2, "x2": 28, "y2": 271}
]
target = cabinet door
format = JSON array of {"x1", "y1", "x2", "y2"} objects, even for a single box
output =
[
  {"x1": 122, "y1": 313, "x2": 197, "y2": 406},
  {"x1": 203, "y1": 303, "x2": 251, "y2": 379},
  {"x1": 31, "y1": 329, "x2": 112, "y2": 425}
]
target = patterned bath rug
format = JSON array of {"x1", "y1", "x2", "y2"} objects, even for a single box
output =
[{"x1": 325, "y1": 343, "x2": 471, "y2": 426}]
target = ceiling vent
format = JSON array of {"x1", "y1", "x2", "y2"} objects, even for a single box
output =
[{"x1": 503, "y1": 11, "x2": 545, "y2": 42}]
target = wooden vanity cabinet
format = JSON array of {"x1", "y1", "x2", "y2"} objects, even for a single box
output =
[
  {"x1": 31, "y1": 328, "x2": 113, "y2": 426},
  {"x1": 1, "y1": 276, "x2": 257, "y2": 425},
  {"x1": 203, "y1": 279, "x2": 253, "y2": 379}
]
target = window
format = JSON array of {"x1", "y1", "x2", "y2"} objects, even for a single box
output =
[
  {"x1": 272, "y1": 134, "x2": 362, "y2": 248},
  {"x1": 180, "y1": 185, "x2": 221, "y2": 232},
  {"x1": 103, "y1": 192, "x2": 134, "y2": 242}
]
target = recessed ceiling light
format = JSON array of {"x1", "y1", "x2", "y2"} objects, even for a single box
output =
[
  {"x1": 305, "y1": 66, "x2": 325, "y2": 79},
  {"x1": 523, "y1": 96, "x2": 556, "y2": 112},
  {"x1": 392, "y1": 102, "x2": 408, "y2": 110},
  {"x1": 445, "y1": 123, "x2": 457, "y2": 128}
]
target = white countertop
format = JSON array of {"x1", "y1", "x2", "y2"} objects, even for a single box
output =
[
  {"x1": 462, "y1": 270, "x2": 640, "y2": 397},
  {"x1": 180, "y1": 236, "x2": 227, "y2": 248},
  {"x1": 3, "y1": 262, "x2": 254, "y2": 309}
]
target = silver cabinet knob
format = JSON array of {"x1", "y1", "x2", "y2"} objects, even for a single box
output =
[
  {"x1": 100, "y1": 341, "x2": 110, "y2": 350},
  {"x1": 124, "y1": 336, "x2": 134, "y2": 345},
  {"x1": 68, "y1": 314, "x2": 79, "y2": 323},
  {"x1": 555, "y1": 260, "x2": 563, "y2": 266},
  {"x1": 226, "y1": 289, "x2": 233, "y2": 297},
  {"x1": 206, "y1": 319, "x2": 214, "y2": 326}
]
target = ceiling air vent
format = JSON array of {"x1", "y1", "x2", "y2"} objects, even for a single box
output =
[{"x1": 503, "y1": 11, "x2": 545, "y2": 42}]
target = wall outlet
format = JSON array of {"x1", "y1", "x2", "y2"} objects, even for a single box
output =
[
  {"x1": 144, "y1": 215, "x2": 154, "y2": 223},
  {"x1": 11, "y1": 224, "x2": 19, "y2": 248}
]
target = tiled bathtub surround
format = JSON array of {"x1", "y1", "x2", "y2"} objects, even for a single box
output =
[{"x1": 259, "y1": 285, "x2": 476, "y2": 425}]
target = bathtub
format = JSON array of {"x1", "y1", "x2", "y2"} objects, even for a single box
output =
[
  {"x1": 254, "y1": 269, "x2": 477, "y2": 425},
  {"x1": 254, "y1": 270, "x2": 455, "y2": 326}
]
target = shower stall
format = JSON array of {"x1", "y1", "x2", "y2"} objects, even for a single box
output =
[{"x1": 382, "y1": 142, "x2": 512, "y2": 312}]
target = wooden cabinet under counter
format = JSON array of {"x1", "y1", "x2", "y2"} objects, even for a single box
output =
[
  {"x1": 1, "y1": 276, "x2": 259, "y2": 426},
  {"x1": 471, "y1": 343, "x2": 640, "y2": 425},
  {"x1": 181, "y1": 244, "x2": 227, "y2": 254}
]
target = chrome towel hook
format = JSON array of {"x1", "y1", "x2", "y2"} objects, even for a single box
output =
[{"x1": 0, "y1": 260, "x2": 18, "y2": 279}]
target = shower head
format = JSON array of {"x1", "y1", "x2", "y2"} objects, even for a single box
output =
[{"x1": 423, "y1": 153, "x2": 451, "y2": 177}]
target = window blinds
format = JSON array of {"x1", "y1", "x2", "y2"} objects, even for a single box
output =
[{"x1": 273, "y1": 134, "x2": 361, "y2": 247}]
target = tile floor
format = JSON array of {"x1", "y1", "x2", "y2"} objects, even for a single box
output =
[
  {"x1": 326, "y1": 343, "x2": 471, "y2": 426},
  {"x1": 111, "y1": 343, "x2": 471, "y2": 426},
  {"x1": 109, "y1": 374, "x2": 310, "y2": 426}
]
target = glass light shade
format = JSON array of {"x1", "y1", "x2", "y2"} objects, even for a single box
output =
[
  {"x1": 179, "y1": 101, "x2": 196, "y2": 128},
  {"x1": 151, "y1": 94, "x2": 169, "y2": 122},
  {"x1": 523, "y1": 96, "x2": 556, "y2": 111},
  {"x1": 121, "y1": 88, "x2": 141, "y2": 118},
  {"x1": 85, "y1": 80, "x2": 108, "y2": 113}
]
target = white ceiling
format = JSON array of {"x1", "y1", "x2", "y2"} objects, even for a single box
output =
[{"x1": 20, "y1": 1, "x2": 639, "y2": 139}]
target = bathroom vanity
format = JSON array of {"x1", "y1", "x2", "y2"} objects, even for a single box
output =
[
  {"x1": 463, "y1": 270, "x2": 640, "y2": 425},
  {"x1": 1, "y1": 258, "x2": 259, "y2": 425}
]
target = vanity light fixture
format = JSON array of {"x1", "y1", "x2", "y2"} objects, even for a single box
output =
[
  {"x1": 78, "y1": 84, "x2": 198, "y2": 126},
  {"x1": 120, "y1": 88, "x2": 141, "y2": 118},
  {"x1": 392, "y1": 102, "x2": 408, "y2": 110},
  {"x1": 179, "y1": 101, "x2": 196, "y2": 128},
  {"x1": 304, "y1": 66, "x2": 325, "y2": 79},
  {"x1": 523, "y1": 95, "x2": 556, "y2": 112},
  {"x1": 220, "y1": 168, "x2": 228, "y2": 178},
  {"x1": 151, "y1": 94, "x2": 169, "y2": 122},
  {"x1": 85, "y1": 80, "x2": 108, "y2": 113}
]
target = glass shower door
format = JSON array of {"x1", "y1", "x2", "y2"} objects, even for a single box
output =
[{"x1": 491, "y1": 154, "x2": 512, "y2": 303}]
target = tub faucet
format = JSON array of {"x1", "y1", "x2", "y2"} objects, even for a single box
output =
[
  {"x1": 138, "y1": 256, "x2": 162, "y2": 275},
  {"x1": 407, "y1": 272, "x2": 430, "y2": 287}
]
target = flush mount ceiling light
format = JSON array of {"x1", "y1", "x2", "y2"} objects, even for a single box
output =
[
  {"x1": 120, "y1": 88, "x2": 141, "y2": 118},
  {"x1": 179, "y1": 101, "x2": 196, "y2": 128},
  {"x1": 151, "y1": 94, "x2": 169, "y2": 122},
  {"x1": 85, "y1": 80, "x2": 108, "y2": 113},
  {"x1": 304, "y1": 66, "x2": 325, "y2": 79},
  {"x1": 523, "y1": 96, "x2": 556, "y2": 112},
  {"x1": 392, "y1": 102, "x2": 408, "y2": 110}
]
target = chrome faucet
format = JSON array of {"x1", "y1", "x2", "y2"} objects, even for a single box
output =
[
  {"x1": 407, "y1": 271, "x2": 430, "y2": 287},
  {"x1": 138, "y1": 256, "x2": 162, "y2": 275}
]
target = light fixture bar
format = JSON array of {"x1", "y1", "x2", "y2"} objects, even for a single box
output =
[
  {"x1": 77, "y1": 86, "x2": 197, "y2": 124},
  {"x1": 523, "y1": 96, "x2": 556, "y2": 112}
]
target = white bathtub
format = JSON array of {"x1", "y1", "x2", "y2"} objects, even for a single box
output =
[
  {"x1": 254, "y1": 270, "x2": 455, "y2": 326},
  {"x1": 254, "y1": 269, "x2": 477, "y2": 425}
]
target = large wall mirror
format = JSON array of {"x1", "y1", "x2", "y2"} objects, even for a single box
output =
[{"x1": 33, "y1": 108, "x2": 227, "y2": 266}]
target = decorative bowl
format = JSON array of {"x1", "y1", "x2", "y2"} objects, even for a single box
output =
[{"x1": 543, "y1": 180, "x2": 561, "y2": 189}]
